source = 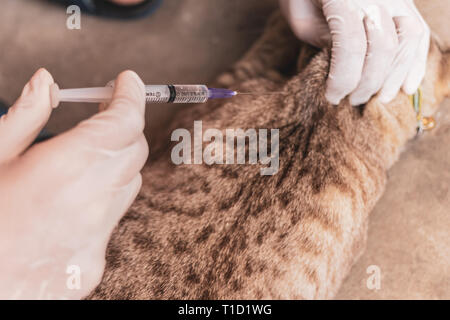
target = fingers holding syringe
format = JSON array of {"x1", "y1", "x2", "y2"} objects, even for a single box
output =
[
  {"x1": 102, "y1": 134, "x2": 149, "y2": 188},
  {"x1": 0, "y1": 68, "x2": 55, "y2": 163},
  {"x1": 74, "y1": 70, "x2": 147, "y2": 151},
  {"x1": 41, "y1": 70, "x2": 149, "y2": 187}
]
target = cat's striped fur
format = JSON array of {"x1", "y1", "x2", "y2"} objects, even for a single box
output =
[{"x1": 88, "y1": 13, "x2": 450, "y2": 299}]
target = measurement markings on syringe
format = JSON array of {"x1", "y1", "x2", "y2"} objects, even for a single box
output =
[{"x1": 145, "y1": 85, "x2": 209, "y2": 103}]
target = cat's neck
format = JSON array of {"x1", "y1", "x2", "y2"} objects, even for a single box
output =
[{"x1": 368, "y1": 93, "x2": 419, "y2": 170}]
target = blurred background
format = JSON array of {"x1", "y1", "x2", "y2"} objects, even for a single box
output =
[
  {"x1": 0, "y1": 0, "x2": 448, "y2": 299},
  {"x1": 0, "y1": 0, "x2": 279, "y2": 143}
]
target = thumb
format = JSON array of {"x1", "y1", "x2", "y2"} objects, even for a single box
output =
[
  {"x1": 0, "y1": 68, "x2": 55, "y2": 163},
  {"x1": 66, "y1": 70, "x2": 146, "y2": 151}
]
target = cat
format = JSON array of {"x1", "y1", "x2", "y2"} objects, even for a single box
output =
[{"x1": 88, "y1": 12, "x2": 450, "y2": 300}]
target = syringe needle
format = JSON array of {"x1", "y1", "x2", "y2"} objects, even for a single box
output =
[{"x1": 236, "y1": 91, "x2": 285, "y2": 96}]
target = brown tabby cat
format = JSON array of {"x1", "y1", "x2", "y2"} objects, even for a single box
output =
[{"x1": 88, "y1": 12, "x2": 450, "y2": 299}]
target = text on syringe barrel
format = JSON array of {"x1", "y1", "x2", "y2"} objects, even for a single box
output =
[{"x1": 145, "y1": 85, "x2": 209, "y2": 103}]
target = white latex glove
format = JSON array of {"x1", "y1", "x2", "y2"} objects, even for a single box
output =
[
  {"x1": 0, "y1": 68, "x2": 149, "y2": 299},
  {"x1": 280, "y1": 0, "x2": 430, "y2": 105}
]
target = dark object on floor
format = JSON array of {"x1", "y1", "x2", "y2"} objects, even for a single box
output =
[
  {"x1": 49, "y1": 0, "x2": 163, "y2": 20},
  {"x1": 0, "y1": 101, "x2": 53, "y2": 144}
]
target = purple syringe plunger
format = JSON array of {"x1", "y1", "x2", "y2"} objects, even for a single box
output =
[{"x1": 208, "y1": 88, "x2": 237, "y2": 100}]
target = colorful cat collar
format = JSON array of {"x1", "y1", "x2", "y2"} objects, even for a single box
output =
[{"x1": 411, "y1": 88, "x2": 436, "y2": 135}]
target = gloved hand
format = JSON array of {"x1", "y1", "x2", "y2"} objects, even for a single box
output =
[
  {"x1": 280, "y1": 0, "x2": 430, "y2": 105},
  {"x1": 0, "y1": 68, "x2": 148, "y2": 299}
]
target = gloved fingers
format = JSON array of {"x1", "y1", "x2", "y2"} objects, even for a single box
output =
[
  {"x1": 322, "y1": 0, "x2": 367, "y2": 105},
  {"x1": 402, "y1": 5, "x2": 430, "y2": 94},
  {"x1": 20, "y1": 118, "x2": 148, "y2": 193},
  {"x1": 102, "y1": 174, "x2": 143, "y2": 236},
  {"x1": 86, "y1": 173, "x2": 143, "y2": 241},
  {"x1": 98, "y1": 102, "x2": 108, "y2": 112},
  {"x1": 16, "y1": 135, "x2": 146, "y2": 234},
  {"x1": 0, "y1": 68, "x2": 54, "y2": 163},
  {"x1": 74, "y1": 174, "x2": 143, "y2": 263},
  {"x1": 106, "y1": 134, "x2": 149, "y2": 188},
  {"x1": 71, "y1": 70, "x2": 146, "y2": 151},
  {"x1": 50, "y1": 133, "x2": 147, "y2": 195},
  {"x1": 379, "y1": 16, "x2": 422, "y2": 103},
  {"x1": 350, "y1": 5, "x2": 398, "y2": 106},
  {"x1": 402, "y1": 28, "x2": 429, "y2": 95},
  {"x1": 280, "y1": 0, "x2": 330, "y2": 48}
]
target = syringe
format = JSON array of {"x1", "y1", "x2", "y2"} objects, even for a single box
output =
[{"x1": 50, "y1": 84, "x2": 238, "y2": 107}]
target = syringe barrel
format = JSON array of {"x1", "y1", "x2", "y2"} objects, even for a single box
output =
[
  {"x1": 145, "y1": 85, "x2": 209, "y2": 103},
  {"x1": 55, "y1": 84, "x2": 236, "y2": 105}
]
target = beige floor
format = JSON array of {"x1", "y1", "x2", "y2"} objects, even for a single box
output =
[{"x1": 0, "y1": 0, "x2": 448, "y2": 299}]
